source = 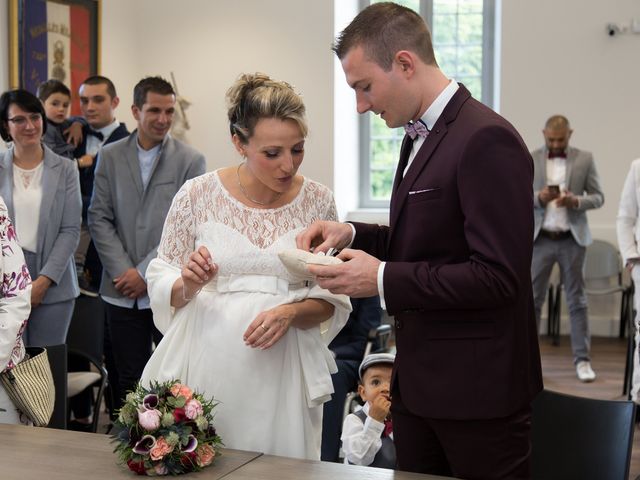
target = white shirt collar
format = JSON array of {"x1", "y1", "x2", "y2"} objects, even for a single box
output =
[
  {"x1": 96, "y1": 118, "x2": 120, "y2": 140},
  {"x1": 419, "y1": 79, "x2": 459, "y2": 130},
  {"x1": 136, "y1": 138, "x2": 162, "y2": 155}
]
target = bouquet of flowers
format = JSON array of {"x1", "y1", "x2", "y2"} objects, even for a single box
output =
[{"x1": 112, "y1": 380, "x2": 223, "y2": 476}]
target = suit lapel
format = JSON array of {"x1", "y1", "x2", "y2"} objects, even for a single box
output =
[
  {"x1": 146, "y1": 136, "x2": 172, "y2": 191},
  {"x1": 389, "y1": 85, "x2": 471, "y2": 230},
  {"x1": 389, "y1": 136, "x2": 413, "y2": 221},
  {"x1": 564, "y1": 148, "x2": 576, "y2": 190},
  {"x1": 392, "y1": 136, "x2": 413, "y2": 192},
  {"x1": 126, "y1": 134, "x2": 144, "y2": 196},
  {"x1": 390, "y1": 125, "x2": 448, "y2": 228},
  {"x1": 37, "y1": 148, "x2": 62, "y2": 252}
]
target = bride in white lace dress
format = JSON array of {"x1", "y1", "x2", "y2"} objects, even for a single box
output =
[{"x1": 141, "y1": 74, "x2": 351, "y2": 460}]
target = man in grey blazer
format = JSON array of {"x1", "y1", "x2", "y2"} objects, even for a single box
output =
[
  {"x1": 88, "y1": 76, "x2": 206, "y2": 409},
  {"x1": 531, "y1": 115, "x2": 604, "y2": 382}
]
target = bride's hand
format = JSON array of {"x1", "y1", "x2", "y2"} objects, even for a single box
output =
[
  {"x1": 243, "y1": 304, "x2": 295, "y2": 350},
  {"x1": 181, "y1": 246, "x2": 217, "y2": 299}
]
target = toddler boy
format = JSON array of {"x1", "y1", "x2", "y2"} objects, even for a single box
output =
[
  {"x1": 341, "y1": 352, "x2": 396, "y2": 469},
  {"x1": 37, "y1": 79, "x2": 82, "y2": 159}
]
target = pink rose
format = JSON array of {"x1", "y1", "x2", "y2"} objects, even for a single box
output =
[
  {"x1": 184, "y1": 399, "x2": 203, "y2": 420},
  {"x1": 196, "y1": 444, "x2": 216, "y2": 467},
  {"x1": 138, "y1": 408, "x2": 161, "y2": 431},
  {"x1": 150, "y1": 437, "x2": 174, "y2": 461},
  {"x1": 170, "y1": 383, "x2": 193, "y2": 401}
]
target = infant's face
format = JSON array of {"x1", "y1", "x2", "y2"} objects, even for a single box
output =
[
  {"x1": 358, "y1": 364, "x2": 392, "y2": 404},
  {"x1": 43, "y1": 93, "x2": 70, "y2": 124}
]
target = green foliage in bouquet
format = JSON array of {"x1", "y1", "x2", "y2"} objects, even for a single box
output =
[{"x1": 112, "y1": 380, "x2": 223, "y2": 476}]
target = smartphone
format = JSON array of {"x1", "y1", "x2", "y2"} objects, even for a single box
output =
[{"x1": 547, "y1": 185, "x2": 560, "y2": 195}]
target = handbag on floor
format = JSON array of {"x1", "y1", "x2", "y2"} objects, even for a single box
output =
[{"x1": 0, "y1": 347, "x2": 55, "y2": 426}]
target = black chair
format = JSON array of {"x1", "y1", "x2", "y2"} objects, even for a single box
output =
[
  {"x1": 532, "y1": 389, "x2": 635, "y2": 480},
  {"x1": 66, "y1": 295, "x2": 108, "y2": 432},
  {"x1": 44, "y1": 343, "x2": 67, "y2": 429}
]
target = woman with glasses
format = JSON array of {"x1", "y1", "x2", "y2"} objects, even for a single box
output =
[{"x1": 0, "y1": 89, "x2": 81, "y2": 347}]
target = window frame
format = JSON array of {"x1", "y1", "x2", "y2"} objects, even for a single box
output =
[{"x1": 358, "y1": 0, "x2": 497, "y2": 209}]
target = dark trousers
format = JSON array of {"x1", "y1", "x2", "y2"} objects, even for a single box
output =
[
  {"x1": 321, "y1": 359, "x2": 359, "y2": 462},
  {"x1": 102, "y1": 312, "x2": 120, "y2": 419},
  {"x1": 69, "y1": 302, "x2": 118, "y2": 420},
  {"x1": 105, "y1": 302, "x2": 162, "y2": 411},
  {"x1": 392, "y1": 382, "x2": 533, "y2": 479}
]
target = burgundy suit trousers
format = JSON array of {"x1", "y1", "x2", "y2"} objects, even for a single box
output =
[{"x1": 392, "y1": 375, "x2": 533, "y2": 480}]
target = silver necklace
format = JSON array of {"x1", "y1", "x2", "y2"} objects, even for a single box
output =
[{"x1": 236, "y1": 163, "x2": 282, "y2": 206}]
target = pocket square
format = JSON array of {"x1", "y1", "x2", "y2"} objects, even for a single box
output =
[{"x1": 409, "y1": 187, "x2": 439, "y2": 195}]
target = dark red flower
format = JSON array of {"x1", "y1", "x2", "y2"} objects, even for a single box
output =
[
  {"x1": 127, "y1": 459, "x2": 147, "y2": 475},
  {"x1": 173, "y1": 407, "x2": 187, "y2": 422},
  {"x1": 180, "y1": 451, "x2": 198, "y2": 472}
]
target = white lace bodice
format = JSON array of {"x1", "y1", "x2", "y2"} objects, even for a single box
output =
[{"x1": 157, "y1": 170, "x2": 338, "y2": 279}]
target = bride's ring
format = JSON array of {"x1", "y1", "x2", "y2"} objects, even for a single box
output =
[{"x1": 260, "y1": 323, "x2": 268, "y2": 332}]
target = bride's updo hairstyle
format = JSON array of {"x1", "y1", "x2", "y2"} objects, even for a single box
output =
[{"x1": 226, "y1": 72, "x2": 308, "y2": 144}]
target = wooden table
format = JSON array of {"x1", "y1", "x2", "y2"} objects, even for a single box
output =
[
  {"x1": 223, "y1": 454, "x2": 455, "y2": 480},
  {"x1": 0, "y1": 424, "x2": 260, "y2": 479},
  {"x1": 0, "y1": 424, "x2": 455, "y2": 479}
]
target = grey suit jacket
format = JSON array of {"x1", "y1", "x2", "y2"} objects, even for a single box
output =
[
  {"x1": 87, "y1": 132, "x2": 206, "y2": 298},
  {"x1": 0, "y1": 145, "x2": 81, "y2": 303},
  {"x1": 532, "y1": 146, "x2": 604, "y2": 247}
]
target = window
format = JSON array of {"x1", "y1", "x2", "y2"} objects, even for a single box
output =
[{"x1": 360, "y1": 0, "x2": 497, "y2": 208}]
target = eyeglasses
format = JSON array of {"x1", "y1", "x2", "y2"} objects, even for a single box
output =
[{"x1": 7, "y1": 113, "x2": 42, "y2": 127}]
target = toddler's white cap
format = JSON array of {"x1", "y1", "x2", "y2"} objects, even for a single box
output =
[{"x1": 359, "y1": 352, "x2": 395, "y2": 381}]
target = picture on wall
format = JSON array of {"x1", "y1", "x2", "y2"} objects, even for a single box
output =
[{"x1": 8, "y1": 0, "x2": 100, "y2": 115}]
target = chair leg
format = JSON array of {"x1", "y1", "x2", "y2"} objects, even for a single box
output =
[
  {"x1": 624, "y1": 333, "x2": 634, "y2": 399},
  {"x1": 547, "y1": 285, "x2": 555, "y2": 340},
  {"x1": 623, "y1": 297, "x2": 635, "y2": 398},
  {"x1": 552, "y1": 285, "x2": 562, "y2": 346},
  {"x1": 620, "y1": 290, "x2": 629, "y2": 339}
]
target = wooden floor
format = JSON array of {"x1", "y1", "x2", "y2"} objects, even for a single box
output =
[{"x1": 539, "y1": 335, "x2": 639, "y2": 480}]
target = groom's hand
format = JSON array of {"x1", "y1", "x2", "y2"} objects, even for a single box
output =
[
  {"x1": 307, "y1": 248, "x2": 380, "y2": 297},
  {"x1": 296, "y1": 220, "x2": 353, "y2": 253}
]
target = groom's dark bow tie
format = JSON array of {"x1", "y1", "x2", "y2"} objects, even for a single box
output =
[
  {"x1": 87, "y1": 129, "x2": 104, "y2": 141},
  {"x1": 404, "y1": 120, "x2": 429, "y2": 140}
]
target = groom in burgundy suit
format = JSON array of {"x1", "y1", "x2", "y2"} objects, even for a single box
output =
[{"x1": 297, "y1": 3, "x2": 542, "y2": 479}]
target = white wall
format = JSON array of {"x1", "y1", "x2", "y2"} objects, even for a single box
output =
[
  {"x1": 501, "y1": 0, "x2": 640, "y2": 245},
  {"x1": 0, "y1": 0, "x2": 336, "y2": 186},
  {"x1": 500, "y1": 0, "x2": 640, "y2": 335},
  {"x1": 101, "y1": 0, "x2": 335, "y2": 187},
  {"x1": 2, "y1": 0, "x2": 639, "y2": 220},
  {"x1": 2, "y1": 0, "x2": 640, "y2": 333}
]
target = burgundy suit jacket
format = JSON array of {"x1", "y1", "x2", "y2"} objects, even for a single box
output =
[{"x1": 352, "y1": 85, "x2": 543, "y2": 420}]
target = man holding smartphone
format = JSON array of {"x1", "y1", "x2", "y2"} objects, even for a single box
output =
[{"x1": 531, "y1": 115, "x2": 604, "y2": 382}]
